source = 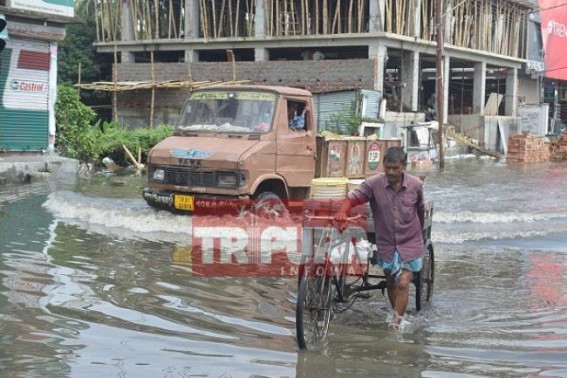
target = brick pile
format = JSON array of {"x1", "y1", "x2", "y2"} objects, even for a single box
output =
[
  {"x1": 549, "y1": 132, "x2": 567, "y2": 162},
  {"x1": 507, "y1": 132, "x2": 550, "y2": 163}
]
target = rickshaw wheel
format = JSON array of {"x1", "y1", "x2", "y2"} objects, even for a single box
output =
[
  {"x1": 296, "y1": 270, "x2": 332, "y2": 350},
  {"x1": 415, "y1": 244, "x2": 434, "y2": 311}
]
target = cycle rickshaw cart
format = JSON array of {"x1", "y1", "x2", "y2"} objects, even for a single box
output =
[{"x1": 295, "y1": 198, "x2": 434, "y2": 350}]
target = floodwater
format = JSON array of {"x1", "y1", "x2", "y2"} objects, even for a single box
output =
[{"x1": 1, "y1": 158, "x2": 567, "y2": 377}]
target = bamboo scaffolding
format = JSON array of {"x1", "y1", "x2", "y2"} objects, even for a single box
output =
[
  {"x1": 264, "y1": 0, "x2": 271, "y2": 35},
  {"x1": 76, "y1": 79, "x2": 250, "y2": 92},
  {"x1": 168, "y1": 0, "x2": 174, "y2": 38},
  {"x1": 357, "y1": 0, "x2": 364, "y2": 33},
  {"x1": 129, "y1": 0, "x2": 137, "y2": 40},
  {"x1": 292, "y1": 0, "x2": 298, "y2": 35},
  {"x1": 212, "y1": 0, "x2": 217, "y2": 37},
  {"x1": 385, "y1": 0, "x2": 391, "y2": 33},
  {"x1": 302, "y1": 0, "x2": 307, "y2": 34},
  {"x1": 322, "y1": 0, "x2": 328, "y2": 34},
  {"x1": 179, "y1": 0, "x2": 184, "y2": 37},
  {"x1": 314, "y1": 0, "x2": 319, "y2": 34},
  {"x1": 155, "y1": 0, "x2": 160, "y2": 39},
  {"x1": 199, "y1": 0, "x2": 208, "y2": 38},
  {"x1": 94, "y1": 0, "x2": 101, "y2": 42},
  {"x1": 347, "y1": 0, "x2": 353, "y2": 33},
  {"x1": 94, "y1": 0, "x2": 527, "y2": 58},
  {"x1": 246, "y1": 0, "x2": 253, "y2": 37},
  {"x1": 150, "y1": 51, "x2": 155, "y2": 128},
  {"x1": 112, "y1": 44, "x2": 118, "y2": 122},
  {"x1": 218, "y1": 0, "x2": 226, "y2": 37},
  {"x1": 234, "y1": 0, "x2": 240, "y2": 37}
]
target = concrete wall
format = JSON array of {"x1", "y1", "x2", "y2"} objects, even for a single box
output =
[
  {"x1": 449, "y1": 114, "x2": 520, "y2": 151},
  {"x1": 115, "y1": 60, "x2": 377, "y2": 128},
  {"x1": 518, "y1": 76, "x2": 542, "y2": 105},
  {"x1": 484, "y1": 116, "x2": 521, "y2": 154},
  {"x1": 518, "y1": 103, "x2": 549, "y2": 136},
  {"x1": 448, "y1": 115, "x2": 485, "y2": 145},
  {"x1": 382, "y1": 111, "x2": 425, "y2": 139}
]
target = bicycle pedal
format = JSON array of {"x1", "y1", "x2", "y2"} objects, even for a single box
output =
[{"x1": 354, "y1": 293, "x2": 371, "y2": 299}]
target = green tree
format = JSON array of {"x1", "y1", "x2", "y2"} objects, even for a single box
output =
[
  {"x1": 58, "y1": 1, "x2": 112, "y2": 109},
  {"x1": 55, "y1": 85, "x2": 100, "y2": 162},
  {"x1": 55, "y1": 85, "x2": 174, "y2": 165}
]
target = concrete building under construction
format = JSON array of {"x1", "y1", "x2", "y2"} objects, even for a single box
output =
[{"x1": 92, "y1": 0, "x2": 544, "y2": 153}]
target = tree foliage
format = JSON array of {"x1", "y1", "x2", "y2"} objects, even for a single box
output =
[
  {"x1": 58, "y1": 1, "x2": 112, "y2": 106},
  {"x1": 55, "y1": 85, "x2": 99, "y2": 162},
  {"x1": 55, "y1": 85, "x2": 173, "y2": 164}
]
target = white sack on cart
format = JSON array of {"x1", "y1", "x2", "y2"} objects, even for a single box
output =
[{"x1": 330, "y1": 239, "x2": 374, "y2": 263}]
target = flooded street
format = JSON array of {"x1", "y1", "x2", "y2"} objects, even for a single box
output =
[{"x1": 1, "y1": 159, "x2": 567, "y2": 377}]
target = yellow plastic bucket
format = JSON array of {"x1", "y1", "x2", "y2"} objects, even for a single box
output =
[{"x1": 309, "y1": 177, "x2": 349, "y2": 198}]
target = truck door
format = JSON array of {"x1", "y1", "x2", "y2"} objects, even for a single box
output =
[{"x1": 275, "y1": 98, "x2": 316, "y2": 187}]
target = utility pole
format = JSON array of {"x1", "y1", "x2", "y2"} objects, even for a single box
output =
[{"x1": 436, "y1": 0, "x2": 445, "y2": 169}]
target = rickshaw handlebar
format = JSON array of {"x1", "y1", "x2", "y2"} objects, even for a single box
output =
[
  {"x1": 302, "y1": 213, "x2": 367, "y2": 229},
  {"x1": 303, "y1": 214, "x2": 365, "y2": 221}
]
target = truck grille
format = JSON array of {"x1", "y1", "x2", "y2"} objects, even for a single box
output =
[{"x1": 159, "y1": 167, "x2": 217, "y2": 187}]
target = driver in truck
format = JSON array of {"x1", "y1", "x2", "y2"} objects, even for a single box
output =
[
  {"x1": 335, "y1": 146, "x2": 425, "y2": 332},
  {"x1": 288, "y1": 102, "x2": 307, "y2": 130}
]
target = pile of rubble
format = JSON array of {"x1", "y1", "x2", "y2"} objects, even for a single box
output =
[
  {"x1": 549, "y1": 132, "x2": 567, "y2": 162},
  {"x1": 507, "y1": 132, "x2": 550, "y2": 163}
]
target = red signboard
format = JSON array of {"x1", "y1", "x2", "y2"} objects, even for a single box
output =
[{"x1": 540, "y1": 0, "x2": 567, "y2": 80}]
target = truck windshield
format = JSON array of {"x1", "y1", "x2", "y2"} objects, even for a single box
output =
[{"x1": 175, "y1": 90, "x2": 276, "y2": 134}]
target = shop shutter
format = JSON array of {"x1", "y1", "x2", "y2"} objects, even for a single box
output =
[{"x1": 0, "y1": 38, "x2": 50, "y2": 151}]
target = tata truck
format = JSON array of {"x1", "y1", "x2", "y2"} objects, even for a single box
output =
[{"x1": 142, "y1": 85, "x2": 399, "y2": 215}]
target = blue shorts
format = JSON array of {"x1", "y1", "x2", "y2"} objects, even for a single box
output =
[{"x1": 376, "y1": 250, "x2": 422, "y2": 276}]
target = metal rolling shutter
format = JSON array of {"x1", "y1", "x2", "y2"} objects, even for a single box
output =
[{"x1": 0, "y1": 38, "x2": 50, "y2": 151}]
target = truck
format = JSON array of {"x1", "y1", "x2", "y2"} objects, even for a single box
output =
[{"x1": 142, "y1": 84, "x2": 401, "y2": 217}]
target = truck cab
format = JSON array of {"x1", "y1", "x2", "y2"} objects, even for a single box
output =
[{"x1": 142, "y1": 85, "x2": 316, "y2": 213}]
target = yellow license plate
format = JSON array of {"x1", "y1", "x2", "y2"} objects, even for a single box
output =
[{"x1": 174, "y1": 194, "x2": 194, "y2": 211}]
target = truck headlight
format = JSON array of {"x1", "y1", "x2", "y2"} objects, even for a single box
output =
[
  {"x1": 217, "y1": 172, "x2": 237, "y2": 187},
  {"x1": 152, "y1": 168, "x2": 165, "y2": 182}
]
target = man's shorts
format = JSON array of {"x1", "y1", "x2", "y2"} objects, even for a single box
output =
[{"x1": 376, "y1": 250, "x2": 422, "y2": 277}]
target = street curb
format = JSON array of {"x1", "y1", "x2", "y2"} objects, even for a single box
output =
[{"x1": 0, "y1": 153, "x2": 79, "y2": 184}]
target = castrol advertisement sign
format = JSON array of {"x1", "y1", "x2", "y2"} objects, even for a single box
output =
[
  {"x1": 9, "y1": 79, "x2": 48, "y2": 93},
  {"x1": 2, "y1": 41, "x2": 50, "y2": 111},
  {"x1": 540, "y1": 0, "x2": 567, "y2": 80}
]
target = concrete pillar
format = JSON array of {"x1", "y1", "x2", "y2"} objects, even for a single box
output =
[
  {"x1": 505, "y1": 67, "x2": 518, "y2": 116},
  {"x1": 48, "y1": 41, "x2": 57, "y2": 151},
  {"x1": 185, "y1": 50, "x2": 198, "y2": 63},
  {"x1": 184, "y1": 0, "x2": 200, "y2": 63},
  {"x1": 255, "y1": 47, "x2": 269, "y2": 62},
  {"x1": 369, "y1": 0, "x2": 385, "y2": 32},
  {"x1": 184, "y1": 0, "x2": 200, "y2": 39},
  {"x1": 473, "y1": 62, "x2": 486, "y2": 115},
  {"x1": 121, "y1": 51, "x2": 135, "y2": 63},
  {"x1": 409, "y1": 0, "x2": 422, "y2": 38},
  {"x1": 401, "y1": 50, "x2": 420, "y2": 111},
  {"x1": 443, "y1": 55, "x2": 450, "y2": 121},
  {"x1": 255, "y1": 0, "x2": 266, "y2": 37},
  {"x1": 121, "y1": 0, "x2": 133, "y2": 41},
  {"x1": 369, "y1": 44, "x2": 387, "y2": 94}
]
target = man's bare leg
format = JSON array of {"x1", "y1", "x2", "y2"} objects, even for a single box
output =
[{"x1": 386, "y1": 270, "x2": 413, "y2": 329}]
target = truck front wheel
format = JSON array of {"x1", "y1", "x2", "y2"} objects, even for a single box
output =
[{"x1": 252, "y1": 192, "x2": 289, "y2": 219}]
